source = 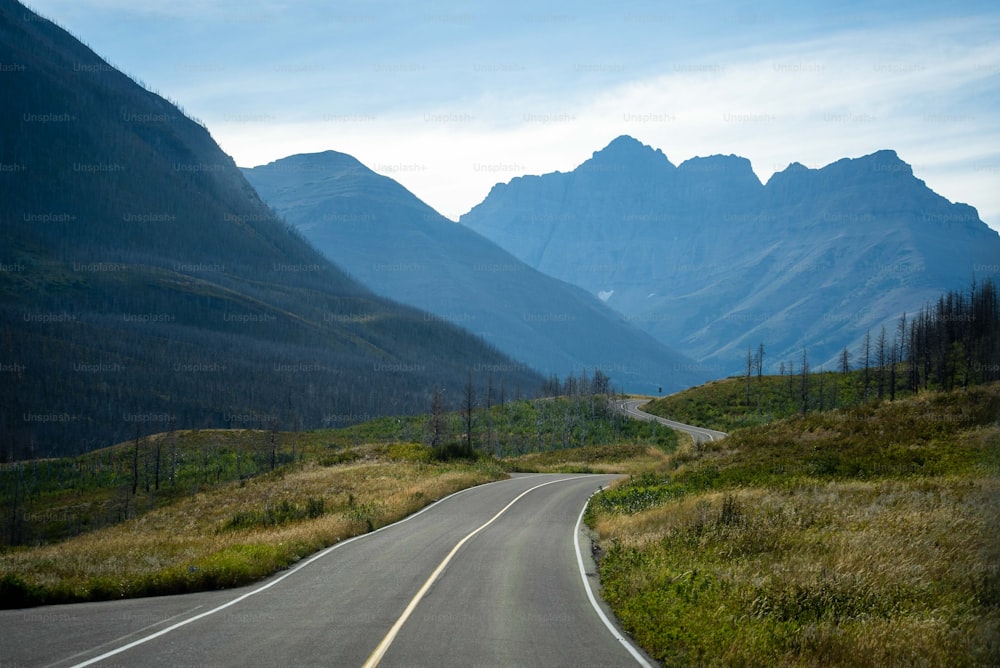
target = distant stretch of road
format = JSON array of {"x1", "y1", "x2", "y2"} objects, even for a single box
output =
[
  {"x1": 1, "y1": 473, "x2": 655, "y2": 668},
  {"x1": 619, "y1": 399, "x2": 728, "y2": 443}
]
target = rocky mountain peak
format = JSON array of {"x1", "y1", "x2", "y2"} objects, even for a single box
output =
[{"x1": 581, "y1": 135, "x2": 676, "y2": 174}]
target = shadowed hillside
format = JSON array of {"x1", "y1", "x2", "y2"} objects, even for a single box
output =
[
  {"x1": 244, "y1": 151, "x2": 708, "y2": 395},
  {"x1": 0, "y1": 0, "x2": 542, "y2": 459}
]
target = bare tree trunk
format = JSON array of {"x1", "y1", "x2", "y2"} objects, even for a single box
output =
[
  {"x1": 169, "y1": 418, "x2": 177, "y2": 488},
  {"x1": 799, "y1": 349, "x2": 809, "y2": 413},
  {"x1": 154, "y1": 435, "x2": 161, "y2": 492},
  {"x1": 270, "y1": 419, "x2": 278, "y2": 471},
  {"x1": 745, "y1": 346, "x2": 753, "y2": 407},
  {"x1": 463, "y1": 370, "x2": 475, "y2": 456},
  {"x1": 889, "y1": 340, "x2": 898, "y2": 401},
  {"x1": 132, "y1": 423, "x2": 140, "y2": 496},
  {"x1": 485, "y1": 371, "x2": 494, "y2": 454},
  {"x1": 862, "y1": 329, "x2": 872, "y2": 399},
  {"x1": 876, "y1": 325, "x2": 887, "y2": 399},
  {"x1": 429, "y1": 387, "x2": 446, "y2": 447}
]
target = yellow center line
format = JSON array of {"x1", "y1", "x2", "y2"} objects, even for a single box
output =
[{"x1": 361, "y1": 475, "x2": 585, "y2": 668}]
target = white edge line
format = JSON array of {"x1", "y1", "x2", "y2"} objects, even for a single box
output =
[
  {"x1": 362, "y1": 475, "x2": 587, "y2": 668},
  {"x1": 574, "y1": 495, "x2": 655, "y2": 668},
  {"x1": 46, "y1": 604, "x2": 203, "y2": 668},
  {"x1": 622, "y1": 400, "x2": 726, "y2": 442},
  {"x1": 66, "y1": 478, "x2": 507, "y2": 668}
]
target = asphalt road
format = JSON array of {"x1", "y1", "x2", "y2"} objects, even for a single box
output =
[
  {"x1": 619, "y1": 399, "x2": 728, "y2": 443},
  {"x1": 1, "y1": 473, "x2": 655, "y2": 667}
]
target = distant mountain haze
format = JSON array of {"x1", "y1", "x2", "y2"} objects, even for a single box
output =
[
  {"x1": 461, "y1": 135, "x2": 1000, "y2": 374},
  {"x1": 244, "y1": 151, "x2": 708, "y2": 395},
  {"x1": 0, "y1": 0, "x2": 541, "y2": 458}
]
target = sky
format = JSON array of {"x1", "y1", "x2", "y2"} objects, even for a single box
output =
[{"x1": 25, "y1": 0, "x2": 1000, "y2": 231}]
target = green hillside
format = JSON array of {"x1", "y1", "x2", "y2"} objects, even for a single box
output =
[
  {"x1": 0, "y1": 391, "x2": 673, "y2": 605},
  {"x1": 642, "y1": 369, "x2": 881, "y2": 432},
  {"x1": 589, "y1": 382, "x2": 1000, "y2": 666}
]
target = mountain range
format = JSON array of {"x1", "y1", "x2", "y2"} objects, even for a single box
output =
[
  {"x1": 243, "y1": 152, "x2": 706, "y2": 395},
  {"x1": 5, "y1": 0, "x2": 998, "y2": 459},
  {"x1": 461, "y1": 135, "x2": 1000, "y2": 374},
  {"x1": 0, "y1": 0, "x2": 540, "y2": 458}
]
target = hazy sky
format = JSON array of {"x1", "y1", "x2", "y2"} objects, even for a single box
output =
[{"x1": 26, "y1": 0, "x2": 1000, "y2": 230}]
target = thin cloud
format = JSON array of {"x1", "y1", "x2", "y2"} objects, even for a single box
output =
[
  {"x1": 25, "y1": 1, "x2": 1000, "y2": 228},
  {"x1": 304, "y1": 14, "x2": 999, "y2": 226}
]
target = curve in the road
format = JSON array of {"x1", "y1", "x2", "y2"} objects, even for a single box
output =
[
  {"x1": 2, "y1": 473, "x2": 655, "y2": 668},
  {"x1": 69, "y1": 479, "x2": 501, "y2": 668},
  {"x1": 619, "y1": 398, "x2": 728, "y2": 443},
  {"x1": 362, "y1": 475, "x2": 618, "y2": 667},
  {"x1": 574, "y1": 495, "x2": 655, "y2": 668}
]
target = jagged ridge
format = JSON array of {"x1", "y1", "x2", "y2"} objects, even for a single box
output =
[{"x1": 461, "y1": 135, "x2": 1000, "y2": 374}]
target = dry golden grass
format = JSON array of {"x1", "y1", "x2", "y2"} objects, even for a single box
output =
[
  {"x1": 511, "y1": 444, "x2": 674, "y2": 475},
  {"x1": 590, "y1": 387, "x2": 1000, "y2": 665},
  {"x1": 595, "y1": 474, "x2": 1000, "y2": 666},
  {"x1": 1, "y1": 459, "x2": 502, "y2": 603}
]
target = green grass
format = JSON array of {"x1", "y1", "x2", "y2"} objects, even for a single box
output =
[
  {"x1": 7, "y1": 383, "x2": 997, "y2": 666},
  {"x1": 588, "y1": 383, "x2": 1000, "y2": 667},
  {"x1": 220, "y1": 496, "x2": 327, "y2": 532},
  {"x1": 0, "y1": 459, "x2": 504, "y2": 607},
  {"x1": 1, "y1": 395, "x2": 667, "y2": 545},
  {"x1": 643, "y1": 368, "x2": 910, "y2": 432},
  {"x1": 0, "y1": 393, "x2": 655, "y2": 607}
]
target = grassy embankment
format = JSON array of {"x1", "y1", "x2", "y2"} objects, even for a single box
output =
[
  {"x1": 7, "y1": 378, "x2": 996, "y2": 666},
  {"x1": 642, "y1": 367, "x2": 906, "y2": 433},
  {"x1": 0, "y1": 445, "x2": 501, "y2": 607},
  {"x1": 0, "y1": 395, "x2": 674, "y2": 607},
  {"x1": 587, "y1": 379, "x2": 1000, "y2": 666}
]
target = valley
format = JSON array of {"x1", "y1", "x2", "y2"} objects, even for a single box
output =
[
  {"x1": 243, "y1": 151, "x2": 705, "y2": 395},
  {"x1": 2, "y1": 378, "x2": 997, "y2": 666},
  {"x1": 1, "y1": 0, "x2": 999, "y2": 665}
]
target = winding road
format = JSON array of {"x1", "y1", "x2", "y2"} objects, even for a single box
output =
[
  {"x1": 1, "y1": 473, "x2": 655, "y2": 667},
  {"x1": 617, "y1": 399, "x2": 728, "y2": 443},
  {"x1": 3, "y1": 406, "x2": 723, "y2": 667},
  {"x1": 619, "y1": 399, "x2": 728, "y2": 443}
]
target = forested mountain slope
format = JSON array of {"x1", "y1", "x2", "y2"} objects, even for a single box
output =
[{"x1": 0, "y1": 0, "x2": 541, "y2": 459}]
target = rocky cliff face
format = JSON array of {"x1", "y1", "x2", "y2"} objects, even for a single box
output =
[{"x1": 461, "y1": 136, "x2": 1000, "y2": 373}]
